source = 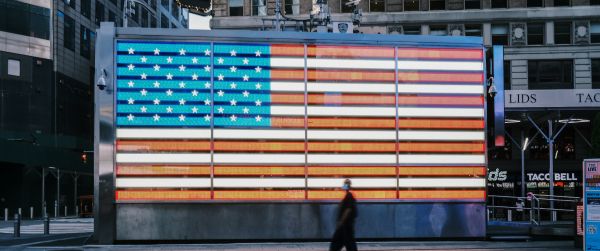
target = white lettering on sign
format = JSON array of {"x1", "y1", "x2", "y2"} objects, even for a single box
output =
[
  {"x1": 526, "y1": 172, "x2": 578, "y2": 181},
  {"x1": 505, "y1": 89, "x2": 600, "y2": 108},
  {"x1": 487, "y1": 168, "x2": 508, "y2": 182}
]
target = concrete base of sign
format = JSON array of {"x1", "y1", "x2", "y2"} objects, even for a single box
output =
[{"x1": 115, "y1": 202, "x2": 486, "y2": 240}]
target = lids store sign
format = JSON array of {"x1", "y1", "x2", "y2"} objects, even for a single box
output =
[
  {"x1": 487, "y1": 168, "x2": 578, "y2": 182},
  {"x1": 506, "y1": 89, "x2": 600, "y2": 108}
]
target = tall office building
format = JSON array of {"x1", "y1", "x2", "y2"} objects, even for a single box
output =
[
  {"x1": 210, "y1": 0, "x2": 600, "y2": 213},
  {"x1": 0, "y1": 0, "x2": 188, "y2": 216}
]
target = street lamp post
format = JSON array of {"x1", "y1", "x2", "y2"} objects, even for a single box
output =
[{"x1": 122, "y1": 0, "x2": 158, "y2": 28}]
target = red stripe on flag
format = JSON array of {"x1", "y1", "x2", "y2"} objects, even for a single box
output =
[
  {"x1": 307, "y1": 45, "x2": 395, "y2": 58},
  {"x1": 398, "y1": 72, "x2": 483, "y2": 83},
  {"x1": 271, "y1": 69, "x2": 395, "y2": 82},
  {"x1": 214, "y1": 166, "x2": 305, "y2": 176},
  {"x1": 397, "y1": 48, "x2": 483, "y2": 60},
  {"x1": 272, "y1": 94, "x2": 483, "y2": 106},
  {"x1": 308, "y1": 166, "x2": 396, "y2": 176},
  {"x1": 214, "y1": 190, "x2": 306, "y2": 200},
  {"x1": 270, "y1": 117, "x2": 485, "y2": 129},
  {"x1": 271, "y1": 44, "x2": 305, "y2": 57},
  {"x1": 116, "y1": 190, "x2": 212, "y2": 201},
  {"x1": 398, "y1": 166, "x2": 486, "y2": 177},
  {"x1": 398, "y1": 190, "x2": 486, "y2": 200},
  {"x1": 308, "y1": 190, "x2": 398, "y2": 200}
]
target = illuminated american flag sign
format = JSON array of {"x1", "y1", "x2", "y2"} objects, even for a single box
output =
[{"x1": 114, "y1": 41, "x2": 486, "y2": 201}]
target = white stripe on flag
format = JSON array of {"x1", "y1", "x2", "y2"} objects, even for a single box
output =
[
  {"x1": 213, "y1": 178, "x2": 305, "y2": 188},
  {"x1": 271, "y1": 81, "x2": 305, "y2": 92},
  {"x1": 271, "y1": 58, "x2": 396, "y2": 70},
  {"x1": 116, "y1": 178, "x2": 211, "y2": 188},
  {"x1": 213, "y1": 153, "x2": 306, "y2": 164},
  {"x1": 308, "y1": 83, "x2": 396, "y2": 93},
  {"x1": 398, "y1": 84, "x2": 483, "y2": 94},
  {"x1": 307, "y1": 178, "x2": 397, "y2": 188},
  {"x1": 117, "y1": 128, "x2": 211, "y2": 139},
  {"x1": 398, "y1": 130, "x2": 484, "y2": 141},
  {"x1": 397, "y1": 60, "x2": 483, "y2": 71},
  {"x1": 213, "y1": 129, "x2": 305, "y2": 139},
  {"x1": 397, "y1": 154, "x2": 485, "y2": 164},
  {"x1": 296, "y1": 106, "x2": 484, "y2": 118},
  {"x1": 398, "y1": 178, "x2": 486, "y2": 188},
  {"x1": 116, "y1": 153, "x2": 211, "y2": 163},
  {"x1": 307, "y1": 154, "x2": 397, "y2": 164}
]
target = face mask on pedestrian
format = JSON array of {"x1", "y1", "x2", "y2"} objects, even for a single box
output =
[{"x1": 342, "y1": 184, "x2": 350, "y2": 191}]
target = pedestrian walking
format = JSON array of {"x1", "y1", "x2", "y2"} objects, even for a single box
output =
[{"x1": 329, "y1": 179, "x2": 358, "y2": 251}]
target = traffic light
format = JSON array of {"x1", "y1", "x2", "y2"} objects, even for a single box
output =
[{"x1": 81, "y1": 152, "x2": 87, "y2": 164}]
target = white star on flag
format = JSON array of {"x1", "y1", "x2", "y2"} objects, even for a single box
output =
[
  {"x1": 192, "y1": 73, "x2": 199, "y2": 80},
  {"x1": 179, "y1": 48, "x2": 186, "y2": 55},
  {"x1": 167, "y1": 57, "x2": 173, "y2": 63},
  {"x1": 140, "y1": 106, "x2": 147, "y2": 112},
  {"x1": 230, "y1": 99, "x2": 237, "y2": 106},
  {"x1": 255, "y1": 99, "x2": 262, "y2": 106},
  {"x1": 127, "y1": 98, "x2": 134, "y2": 104},
  {"x1": 242, "y1": 58, "x2": 249, "y2": 65},
  {"x1": 140, "y1": 89, "x2": 148, "y2": 96},
  {"x1": 230, "y1": 50, "x2": 237, "y2": 56},
  {"x1": 217, "y1": 90, "x2": 225, "y2": 97},
  {"x1": 192, "y1": 57, "x2": 199, "y2": 64},
  {"x1": 192, "y1": 90, "x2": 199, "y2": 96},
  {"x1": 179, "y1": 65, "x2": 186, "y2": 71},
  {"x1": 204, "y1": 114, "x2": 211, "y2": 121},
  {"x1": 153, "y1": 114, "x2": 160, "y2": 121},
  {"x1": 128, "y1": 81, "x2": 135, "y2": 87},
  {"x1": 128, "y1": 64, "x2": 135, "y2": 70},
  {"x1": 217, "y1": 107, "x2": 224, "y2": 113},
  {"x1": 141, "y1": 56, "x2": 147, "y2": 63},
  {"x1": 255, "y1": 50, "x2": 261, "y2": 57},
  {"x1": 255, "y1": 83, "x2": 262, "y2": 89},
  {"x1": 179, "y1": 82, "x2": 186, "y2": 88},
  {"x1": 166, "y1": 89, "x2": 173, "y2": 96},
  {"x1": 255, "y1": 115, "x2": 262, "y2": 122},
  {"x1": 179, "y1": 99, "x2": 186, "y2": 105},
  {"x1": 243, "y1": 107, "x2": 250, "y2": 114},
  {"x1": 179, "y1": 114, "x2": 186, "y2": 121},
  {"x1": 153, "y1": 65, "x2": 160, "y2": 71},
  {"x1": 217, "y1": 57, "x2": 224, "y2": 64},
  {"x1": 153, "y1": 81, "x2": 160, "y2": 88},
  {"x1": 127, "y1": 114, "x2": 135, "y2": 121},
  {"x1": 255, "y1": 66, "x2": 262, "y2": 73},
  {"x1": 204, "y1": 65, "x2": 211, "y2": 72},
  {"x1": 153, "y1": 48, "x2": 160, "y2": 55},
  {"x1": 166, "y1": 73, "x2": 173, "y2": 80},
  {"x1": 218, "y1": 74, "x2": 224, "y2": 81},
  {"x1": 141, "y1": 73, "x2": 147, "y2": 79},
  {"x1": 191, "y1": 106, "x2": 199, "y2": 113},
  {"x1": 230, "y1": 66, "x2": 237, "y2": 72},
  {"x1": 166, "y1": 106, "x2": 173, "y2": 113},
  {"x1": 230, "y1": 114, "x2": 237, "y2": 122},
  {"x1": 204, "y1": 49, "x2": 211, "y2": 56},
  {"x1": 204, "y1": 82, "x2": 211, "y2": 88},
  {"x1": 153, "y1": 98, "x2": 160, "y2": 105},
  {"x1": 204, "y1": 98, "x2": 211, "y2": 105},
  {"x1": 128, "y1": 48, "x2": 135, "y2": 54},
  {"x1": 230, "y1": 83, "x2": 237, "y2": 89},
  {"x1": 243, "y1": 75, "x2": 249, "y2": 81},
  {"x1": 243, "y1": 90, "x2": 250, "y2": 97}
]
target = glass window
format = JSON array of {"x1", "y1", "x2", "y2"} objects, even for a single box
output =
[
  {"x1": 68, "y1": 0, "x2": 76, "y2": 9},
  {"x1": 527, "y1": 0, "x2": 543, "y2": 7},
  {"x1": 386, "y1": 0, "x2": 402, "y2": 11},
  {"x1": 528, "y1": 60, "x2": 573, "y2": 89},
  {"x1": 151, "y1": 17, "x2": 157, "y2": 27},
  {"x1": 108, "y1": 10, "x2": 116, "y2": 23},
  {"x1": 492, "y1": 24, "x2": 509, "y2": 45},
  {"x1": 491, "y1": 0, "x2": 507, "y2": 8},
  {"x1": 229, "y1": 0, "x2": 243, "y2": 16},
  {"x1": 465, "y1": 0, "x2": 481, "y2": 9},
  {"x1": 95, "y1": 2, "x2": 104, "y2": 26},
  {"x1": 527, "y1": 23, "x2": 544, "y2": 45},
  {"x1": 430, "y1": 0, "x2": 445, "y2": 10},
  {"x1": 404, "y1": 25, "x2": 421, "y2": 35},
  {"x1": 504, "y1": 60, "x2": 511, "y2": 90},
  {"x1": 151, "y1": 0, "x2": 157, "y2": 9},
  {"x1": 341, "y1": 0, "x2": 354, "y2": 13},
  {"x1": 161, "y1": 14, "x2": 169, "y2": 27},
  {"x1": 109, "y1": 0, "x2": 118, "y2": 6},
  {"x1": 5, "y1": 0, "x2": 29, "y2": 36},
  {"x1": 592, "y1": 22, "x2": 600, "y2": 44},
  {"x1": 141, "y1": 8, "x2": 148, "y2": 27},
  {"x1": 81, "y1": 0, "x2": 91, "y2": 18},
  {"x1": 252, "y1": 0, "x2": 267, "y2": 16},
  {"x1": 80, "y1": 25, "x2": 91, "y2": 59},
  {"x1": 554, "y1": 22, "x2": 571, "y2": 45},
  {"x1": 0, "y1": 0, "x2": 5, "y2": 32},
  {"x1": 370, "y1": 0, "x2": 385, "y2": 12},
  {"x1": 430, "y1": 25, "x2": 447, "y2": 35},
  {"x1": 64, "y1": 14, "x2": 75, "y2": 51},
  {"x1": 171, "y1": 1, "x2": 179, "y2": 18},
  {"x1": 465, "y1": 24, "x2": 482, "y2": 36},
  {"x1": 553, "y1": 0, "x2": 570, "y2": 6},
  {"x1": 404, "y1": 0, "x2": 419, "y2": 11},
  {"x1": 592, "y1": 0, "x2": 600, "y2": 5},
  {"x1": 161, "y1": 0, "x2": 169, "y2": 9},
  {"x1": 30, "y1": 5, "x2": 50, "y2": 40},
  {"x1": 285, "y1": 0, "x2": 300, "y2": 15},
  {"x1": 592, "y1": 59, "x2": 600, "y2": 89},
  {"x1": 8, "y1": 59, "x2": 21, "y2": 77}
]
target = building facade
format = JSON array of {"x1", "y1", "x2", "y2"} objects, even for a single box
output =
[
  {"x1": 210, "y1": 0, "x2": 600, "y2": 220},
  {"x1": 0, "y1": 0, "x2": 187, "y2": 217}
]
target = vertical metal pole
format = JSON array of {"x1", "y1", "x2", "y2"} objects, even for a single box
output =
[
  {"x1": 521, "y1": 130, "x2": 526, "y2": 198},
  {"x1": 548, "y1": 120, "x2": 555, "y2": 213},
  {"x1": 30, "y1": 207, "x2": 34, "y2": 219},
  {"x1": 42, "y1": 168, "x2": 45, "y2": 216},
  {"x1": 123, "y1": 0, "x2": 129, "y2": 28},
  {"x1": 73, "y1": 175, "x2": 78, "y2": 216},
  {"x1": 56, "y1": 169, "x2": 60, "y2": 218},
  {"x1": 4, "y1": 208, "x2": 7, "y2": 221}
]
